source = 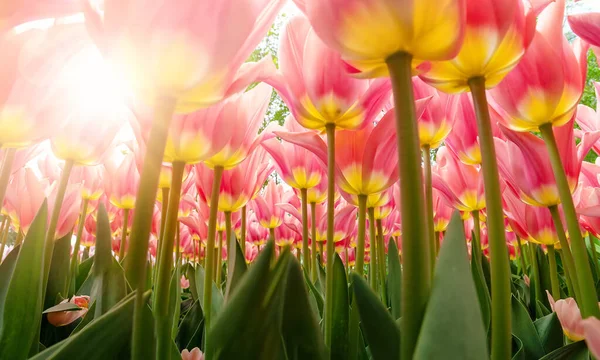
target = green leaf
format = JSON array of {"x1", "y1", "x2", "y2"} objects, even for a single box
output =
[
  {"x1": 414, "y1": 212, "x2": 488, "y2": 360},
  {"x1": 471, "y1": 251, "x2": 491, "y2": 333},
  {"x1": 511, "y1": 295, "x2": 545, "y2": 359},
  {"x1": 75, "y1": 256, "x2": 94, "y2": 293},
  {"x1": 169, "y1": 264, "x2": 181, "y2": 340},
  {"x1": 195, "y1": 265, "x2": 205, "y2": 303},
  {"x1": 281, "y1": 258, "x2": 327, "y2": 360},
  {"x1": 225, "y1": 235, "x2": 247, "y2": 302},
  {"x1": 71, "y1": 302, "x2": 96, "y2": 334},
  {"x1": 387, "y1": 239, "x2": 402, "y2": 321},
  {"x1": 0, "y1": 201, "x2": 48, "y2": 360},
  {"x1": 511, "y1": 335, "x2": 525, "y2": 360},
  {"x1": 206, "y1": 241, "x2": 289, "y2": 359},
  {"x1": 539, "y1": 341, "x2": 588, "y2": 360},
  {"x1": 331, "y1": 254, "x2": 349, "y2": 359},
  {"x1": 176, "y1": 300, "x2": 204, "y2": 350},
  {"x1": 350, "y1": 273, "x2": 400, "y2": 360},
  {"x1": 44, "y1": 233, "x2": 72, "y2": 310},
  {"x1": 43, "y1": 302, "x2": 82, "y2": 314},
  {"x1": 90, "y1": 204, "x2": 127, "y2": 317},
  {"x1": 303, "y1": 270, "x2": 323, "y2": 318},
  {"x1": 185, "y1": 264, "x2": 198, "y2": 301},
  {"x1": 30, "y1": 291, "x2": 151, "y2": 360},
  {"x1": 0, "y1": 244, "x2": 20, "y2": 309},
  {"x1": 533, "y1": 313, "x2": 563, "y2": 354}
]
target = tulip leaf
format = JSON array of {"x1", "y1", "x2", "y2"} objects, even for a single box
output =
[
  {"x1": 387, "y1": 239, "x2": 402, "y2": 320},
  {"x1": 90, "y1": 205, "x2": 127, "y2": 317},
  {"x1": 538, "y1": 340, "x2": 588, "y2": 360},
  {"x1": 225, "y1": 235, "x2": 247, "y2": 302},
  {"x1": 169, "y1": 264, "x2": 181, "y2": 340},
  {"x1": 75, "y1": 256, "x2": 94, "y2": 293},
  {"x1": 533, "y1": 312, "x2": 563, "y2": 354},
  {"x1": 350, "y1": 273, "x2": 400, "y2": 359},
  {"x1": 303, "y1": 269, "x2": 323, "y2": 318},
  {"x1": 330, "y1": 253, "x2": 349, "y2": 360},
  {"x1": 0, "y1": 244, "x2": 20, "y2": 308},
  {"x1": 44, "y1": 233, "x2": 72, "y2": 310},
  {"x1": 71, "y1": 302, "x2": 95, "y2": 334},
  {"x1": 511, "y1": 335, "x2": 525, "y2": 360},
  {"x1": 414, "y1": 212, "x2": 487, "y2": 360},
  {"x1": 194, "y1": 265, "x2": 205, "y2": 302},
  {"x1": 185, "y1": 264, "x2": 198, "y2": 301},
  {"x1": 281, "y1": 258, "x2": 327, "y2": 360},
  {"x1": 206, "y1": 241, "x2": 289, "y2": 359},
  {"x1": 43, "y1": 302, "x2": 82, "y2": 314},
  {"x1": 0, "y1": 201, "x2": 48, "y2": 360},
  {"x1": 511, "y1": 295, "x2": 545, "y2": 359},
  {"x1": 30, "y1": 291, "x2": 151, "y2": 360},
  {"x1": 471, "y1": 250, "x2": 491, "y2": 333},
  {"x1": 176, "y1": 299, "x2": 204, "y2": 350}
]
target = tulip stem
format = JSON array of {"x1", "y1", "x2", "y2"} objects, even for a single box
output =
[
  {"x1": 67, "y1": 198, "x2": 89, "y2": 296},
  {"x1": 547, "y1": 245, "x2": 561, "y2": 300},
  {"x1": 154, "y1": 161, "x2": 185, "y2": 360},
  {"x1": 529, "y1": 243, "x2": 543, "y2": 317},
  {"x1": 349, "y1": 195, "x2": 368, "y2": 360},
  {"x1": 324, "y1": 123, "x2": 336, "y2": 348},
  {"x1": 300, "y1": 189, "x2": 310, "y2": 273},
  {"x1": 119, "y1": 208, "x2": 130, "y2": 261},
  {"x1": 541, "y1": 123, "x2": 600, "y2": 318},
  {"x1": 0, "y1": 148, "x2": 15, "y2": 211},
  {"x1": 558, "y1": 250, "x2": 576, "y2": 298},
  {"x1": 472, "y1": 210, "x2": 482, "y2": 267},
  {"x1": 0, "y1": 217, "x2": 8, "y2": 264},
  {"x1": 127, "y1": 97, "x2": 176, "y2": 360},
  {"x1": 516, "y1": 237, "x2": 528, "y2": 276},
  {"x1": 422, "y1": 145, "x2": 436, "y2": 275},
  {"x1": 310, "y1": 202, "x2": 318, "y2": 283},
  {"x1": 368, "y1": 208, "x2": 378, "y2": 291},
  {"x1": 435, "y1": 231, "x2": 440, "y2": 255},
  {"x1": 240, "y1": 206, "x2": 247, "y2": 254},
  {"x1": 217, "y1": 231, "x2": 224, "y2": 288},
  {"x1": 587, "y1": 235, "x2": 600, "y2": 284},
  {"x1": 43, "y1": 159, "x2": 74, "y2": 298},
  {"x1": 387, "y1": 51, "x2": 431, "y2": 359},
  {"x1": 225, "y1": 211, "x2": 232, "y2": 267},
  {"x1": 548, "y1": 205, "x2": 581, "y2": 301},
  {"x1": 376, "y1": 218, "x2": 387, "y2": 302},
  {"x1": 203, "y1": 165, "x2": 224, "y2": 346},
  {"x1": 468, "y1": 76, "x2": 511, "y2": 360}
]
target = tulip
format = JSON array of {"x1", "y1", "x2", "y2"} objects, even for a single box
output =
[
  {"x1": 181, "y1": 348, "x2": 205, "y2": 360},
  {"x1": 576, "y1": 162, "x2": 600, "y2": 238},
  {"x1": 180, "y1": 276, "x2": 190, "y2": 290},
  {"x1": 575, "y1": 82, "x2": 600, "y2": 154},
  {"x1": 46, "y1": 295, "x2": 90, "y2": 327},
  {"x1": 250, "y1": 181, "x2": 296, "y2": 235},
  {"x1": 4, "y1": 168, "x2": 48, "y2": 235},
  {"x1": 50, "y1": 182, "x2": 82, "y2": 240},
  {"x1": 105, "y1": 152, "x2": 139, "y2": 211},
  {"x1": 583, "y1": 317, "x2": 600, "y2": 359},
  {"x1": 568, "y1": 11, "x2": 600, "y2": 51},
  {"x1": 547, "y1": 292, "x2": 587, "y2": 341},
  {"x1": 0, "y1": 0, "x2": 82, "y2": 31}
]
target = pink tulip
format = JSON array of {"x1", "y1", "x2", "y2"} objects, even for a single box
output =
[
  {"x1": 181, "y1": 348, "x2": 205, "y2": 360},
  {"x1": 245, "y1": 243, "x2": 259, "y2": 263},
  {"x1": 0, "y1": 0, "x2": 81, "y2": 31},
  {"x1": 583, "y1": 317, "x2": 600, "y2": 359},
  {"x1": 180, "y1": 275, "x2": 190, "y2": 290},
  {"x1": 250, "y1": 181, "x2": 295, "y2": 230},
  {"x1": 489, "y1": 0, "x2": 588, "y2": 132},
  {"x1": 433, "y1": 189, "x2": 454, "y2": 233},
  {"x1": 8, "y1": 145, "x2": 44, "y2": 174},
  {"x1": 195, "y1": 147, "x2": 273, "y2": 212},
  {"x1": 575, "y1": 162, "x2": 600, "y2": 237},
  {"x1": 301, "y1": 178, "x2": 329, "y2": 205},
  {"x1": 180, "y1": 212, "x2": 208, "y2": 245},
  {"x1": 46, "y1": 295, "x2": 90, "y2": 327},
  {"x1": 547, "y1": 291, "x2": 586, "y2": 341},
  {"x1": 421, "y1": 0, "x2": 550, "y2": 93},
  {"x1": 105, "y1": 151, "x2": 140, "y2": 210},
  {"x1": 84, "y1": 0, "x2": 283, "y2": 112},
  {"x1": 575, "y1": 83, "x2": 600, "y2": 154},
  {"x1": 71, "y1": 165, "x2": 104, "y2": 201},
  {"x1": 502, "y1": 187, "x2": 558, "y2": 245},
  {"x1": 412, "y1": 78, "x2": 455, "y2": 149},
  {"x1": 276, "y1": 108, "x2": 399, "y2": 199},
  {"x1": 36, "y1": 152, "x2": 62, "y2": 185},
  {"x1": 269, "y1": 15, "x2": 392, "y2": 130},
  {"x1": 4, "y1": 168, "x2": 48, "y2": 234},
  {"x1": 246, "y1": 214, "x2": 269, "y2": 246},
  {"x1": 496, "y1": 120, "x2": 600, "y2": 207},
  {"x1": 50, "y1": 182, "x2": 82, "y2": 239},
  {"x1": 432, "y1": 147, "x2": 485, "y2": 212},
  {"x1": 292, "y1": 0, "x2": 466, "y2": 77},
  {"x1": 568, "y1": 11, "x2": 600, "y2": 49}
]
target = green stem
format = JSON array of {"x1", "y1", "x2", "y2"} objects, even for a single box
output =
[
  {"x1": 0, "y1": 217, "x2": 8, "y2": 264},
  {"x1": 435, "y1": 231, "x2": 440, "y2": 255},
  {"x1": 559, "y1": 249, "x2": 576, "y2": 298},
  {"x1": 128, "y1": 97, "x2": 176, "y2": 360},
  {"x1": 225, "y1": 211, "x2": 233, "y2": 270},
  {"x1": 587, "y1": 235, "x2": 600, "y2": 284},
  {"x1": 154, "y1": 161, "x2": 185, "y2": 360},
  {"x1": 15, "y1": 228, "x2": 23, "y2": 246},
  {"x1": 349, "y1": 195, "x2": 368, "y2": 360},
  {"x1": 153, "y1": 187, "x2": 170, "y2": 295},
  {"x1": 368, "y1": 208, "x2": 378, "y2": 291},
  {"x1": 376, "y1": 219, "x2": 387, "y2": 302},
  {"x1": 0, "y1": 148, "x2": 16, "y2": 210},
  {"x1": 422, "y1": 145, "x2": 436, "y2": 275},
  {"x1": 529, "y1": 243, "x2": 543, "y2": 316},
  {"x1": 202, "y1": 165, "x2": 224, "y2": 345},
  {"x1": 240, "y1": 206, "x2": 246, "y2": 254},
  {"x1": 217, "y1": 231, "x2": 223, "y2": 288},
  {"x1": 387, "y1": 52, "x2": 430, "y2": 360},
  {"x1": 548, "y1": 205, "x2": 582, "y2": 302},
  {"x1": 301, "y1": 188, "x2": 310, "y2": 272},
  {"x1": 119, "y1": 208, "x2": 130, "y2": 261},
  {"x1": 547, "y1": 245, "x2": 561, "y2": 300},
  {"x1": 516, "y1": 237, "x2": 527, "y2": 276},
  {"x1": 324, "y1": 123, "x2": 336, "y2": 348},
  {"x1": 472, "y1": 210, "x2": 483, "y2": 268},
  {"x1": 540, "y1": 123, "x2": 600, "y2": 317},
  {"x1": 311, "y1": 202, "x2": 318, "y2": 283},
  {"x1": 67, "y1": 198, "x2": 89, "y2": 296},
  {"x1": 468, "y1": 76, "x2": 511, "y2": 360}
]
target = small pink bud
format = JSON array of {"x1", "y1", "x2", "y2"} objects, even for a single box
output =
[
  {"x1": 46, "y1": 295, "x2": 90, "y2": 327},
  {"x1": 181, "y1": 348, "x2": 205, "y2": 360}
]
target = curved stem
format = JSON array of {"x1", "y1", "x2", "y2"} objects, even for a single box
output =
[
  {"x1": 240, "y1": 206, "x2": 247, "y2": 254},
  {"x1": 119, "y1": 208, "x2": 131, "y2": 261},
  {"x1": 202, "y1": 165, "x2": 224, "y2": 345},
  {"x1": 324, "y1": 123, "x2": 336, "y2": 347},
  {"x1": 67, "y1": 198, "x2": 89, "y2": 296},
  {"x1": 548, "y1": 205, "x2": 581, "y2": 301},
  {"x1": 310, "y1": 202, "x2": 318, "y2": 283},
  {"x1": 422, "y1": 145, "x2": 436, "y2": 275},
  {"x1": 128, "y1": 97, "x2": 176, "y2": 360},
  {"x1": 540, "y1": 124, "x2": 600, "y2": 317},
  {"x1": 368, "y1": 208, "x2": 378, "y2": 291},
  {"x1": 0, "y1": 148, "x2": 15, "y2": 211},
  {"x1": 376, "y1": 219, "x2": 387, "y2": 302},
  {"x1": 547, "y1": 245, "x2": 561, "y2": 300},
  {"x1": 301, "y1": 188, "x2": 310, "y2": 272},
  {"x1": 154, "y1": 161, "x2": 185, "y2": 360},
  {"x1": 387, "y1": 52, "x2": 430, "y2": 359},
  {"x1": 468, "y1": 77, "x2": 511, "y2": 360}
]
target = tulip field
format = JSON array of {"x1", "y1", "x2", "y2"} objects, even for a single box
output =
[{"x1": 5, "y1": 0, "x2": 600, "y2": 359}]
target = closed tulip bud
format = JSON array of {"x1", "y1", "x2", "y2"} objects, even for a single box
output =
[{"x1": 46, "y1": 295, "x2": 90, "y2": 327}]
